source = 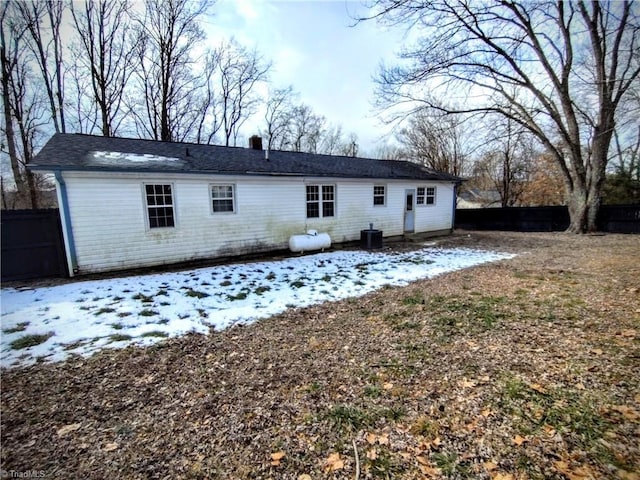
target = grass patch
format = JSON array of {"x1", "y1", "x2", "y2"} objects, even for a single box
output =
[
  {"x1": 430, "y1": 294, "x2": 508, "y2": 339},
  {"x1": 254, "y1": 285, "x2": 271, "y2": 295},
  {"x1": 363, "y1": 384, "x2": 382, "y2": 398},
  {"x1": 402, "y1": 293, "x2": 425, "y2": 305},
  {"x1": 139, "y1": 309, "x2": 159, "y2": 317},
  {"x1": 227, "y1": 292, "x2": 248, "y2": 301},
  {"x1": 132, "y1": 293, "x2": 154, "y2": 303},
  {"x1": 400, "y1": 255, "x2": 435, "y2": 265},
  {"x1": 324, "y1": 405, "x2": 373, "y2": 431},
  {"x1": 219, "y1": 280, "x2": 233, "y2": 287},
  {"x1": 497, "y1": 377, "x2": 611, "y2": 460},
  {"x1": 141, "y1": 331, "x2": 169, "y2": 338},
  {"x1": 366, "y1": 449, "x2": 407, "y2": 478},
  {"x1": 378, "y1": 405, "x2": 406, "y2": 422},
  {"x1": 355, "y1": 262, "x2": 372, "y2": 272},
  {"x1": 432, "y1": 451, "x2": 470, "y2": 476},
  {"x1": 290, "y1": 279, "x2": 305, "y2": 288},
  {"x1": 392, "y1": 321, "x2": 421, "y2": 331},
  {"x1": 410, "y1": 416, "x2": 439, "y2": 437},
  {"x1": 94, "y1": 307, "x2": 116, "y2": 316},
  {"x1": 110, "y1": 323, "x2": 124, "y2": 330},
  {"x1": 3, "y1": 322, "x2": 29, "y2": 334},
  {"x1": 109, "y1": 333, "x2": 132, "y2": 342},
  {"x1": 9, "y1": 333, "x2": 53, "y2": 350},
  {"x1": 184, "y1": 288, "x2": 209, "y2": 299}
]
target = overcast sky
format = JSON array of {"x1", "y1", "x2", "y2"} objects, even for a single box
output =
[{"x1": 210, "y1": 0, "x2": 407, "y2": 155}]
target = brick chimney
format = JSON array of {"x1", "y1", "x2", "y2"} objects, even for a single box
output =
[{"x1": 249, "y1": 135, "x2": 263, "y2": 150}]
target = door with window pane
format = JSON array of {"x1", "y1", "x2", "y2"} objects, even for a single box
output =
[{"x1": 404, "y1": 189, "x2": 415, "y2": 233}]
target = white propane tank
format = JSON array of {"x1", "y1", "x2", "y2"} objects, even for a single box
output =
[{"x1": 289, "y1": 230, "x2": 331, "y2": 253}]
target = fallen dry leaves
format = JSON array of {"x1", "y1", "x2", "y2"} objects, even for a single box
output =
[
  {"x1": 1, "y1": 231, "x2": 639, "y2": 479},
  {"x1": 323, "y1": 452, "x2": 344, "y2": 473}
]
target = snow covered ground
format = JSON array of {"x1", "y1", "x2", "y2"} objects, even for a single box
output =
[{"x1": 1, "y1": 246, "x2": 515, "y2": 368}]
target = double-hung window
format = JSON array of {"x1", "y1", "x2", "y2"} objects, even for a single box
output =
[
  {"x1": 417, "y1": 186, "x2": 436, "y2": 206},
  {"x1": 373, "y1": 185, "x2": 385, "y2": 206},
  {"x1": 211, "y1": 184, "x2": 235, "y2": 213},
  {"x1": 306, "y1": 184, "x2": 335, "y2": 218},
  {"x1": 145, "y1": 184, "x2": 175, "y2": 228}
]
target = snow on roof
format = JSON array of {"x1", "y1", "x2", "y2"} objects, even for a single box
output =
[{"x1": 90, "y1": 151, "x2": 186, "y2": 167}]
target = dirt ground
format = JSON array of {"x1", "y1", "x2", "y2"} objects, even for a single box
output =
[{"x1": 1, "y1": 231, "x2": 639, "y2": 479}]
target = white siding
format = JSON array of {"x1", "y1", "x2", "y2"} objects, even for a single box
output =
[
  {"x1": 414, "y1": 183, "x2": 456, "y2": 232},
  {"x1": 61, "y1": 172, "x2": 455, "y2": 273}
]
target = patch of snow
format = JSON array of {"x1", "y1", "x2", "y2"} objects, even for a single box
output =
[
  {"x1": 90, "y1": 150, "x2": 184, "y2": 165},
  {"x1": 1, "y1": 247, "x2": 515, "y2": 368}
]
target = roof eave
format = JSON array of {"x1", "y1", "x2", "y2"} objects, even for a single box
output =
[{"x1": 28, "y1": 164, "x2": 457, "y2": 182}]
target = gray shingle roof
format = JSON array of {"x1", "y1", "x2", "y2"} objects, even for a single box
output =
[{"x1": 29, "y1": 133, "x2": 461, "y2": 182}]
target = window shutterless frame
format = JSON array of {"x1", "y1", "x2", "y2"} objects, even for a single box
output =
[
  {"x1": 210, "y1": 184, "x2": 236, "y2": 214},
  {"x1": 143, "y1": 183, "x2": 176, "y2": 229},
  {"x1": 306, "y1": 184, "x2": 335, "y2": 218},
  {"x1": 373, "y1": 185, "x2": 386, "y2": 206},
  {"x1": 416, "y1": 186, "x2": 437, "y2": 206}
]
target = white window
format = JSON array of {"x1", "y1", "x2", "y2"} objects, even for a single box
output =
[
  {"x1": 373, "y1": 185, "x2": 385, "y2": 206},
  {"x1": 417, "y1": 186, "x2": 436, "y2": 206},
  {"x1": 306, "y1": 185, "x2": 335, "y2": 218},
  {"x1": 211, "y1": 184, "x2": 235, "y2": 213},
  {"x1": 144, "y1": 184, "x2": 175, "y2": 228}
]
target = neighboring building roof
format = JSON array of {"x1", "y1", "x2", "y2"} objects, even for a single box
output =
[
  {"x1": 29, "y1": 133, "x2": 461, "y2": 182},
  {"x1": 458, "y1": 188, "x2": 502, "y2": 208}
]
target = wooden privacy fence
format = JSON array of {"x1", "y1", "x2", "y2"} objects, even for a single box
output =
[
  {"x1": 455, "y1": 204, "x2": 640, "y2": 233},
  {"x1": 1, "y1": 209, "x2": 68, "y2": 282}
]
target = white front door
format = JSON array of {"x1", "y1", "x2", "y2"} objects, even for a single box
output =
[{"x1": 404, "y1": 189, "x2": 415, "y2": 233}]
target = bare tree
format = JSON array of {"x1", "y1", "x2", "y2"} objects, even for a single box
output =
[
  {"x1": 1, "y1": 1, "x2": 49, "y2": 209},
  {"x1": 70, "y1": 0, "x2": 137, "y2": 137},
  {"x1": 131, "y1": 0, "x2": 208, "y2": 142},
  {"x1": 481, "y1": 116, "x2": 538, "y2": 207},
  {"x1": 14, "y1": 0, "x2": 66, "y2": 133},
  {"x1": 396, "y1": 110, "x2": 471, "y2": 176},
  {"x1": 371, "y1": 143, "x2": 405, "y2": 160},
  {"x1": 286, "y1": 104, "x2": 325, "y2": 153},
  {"x1": 367, "y1": 0, "x2": 640, "y2": 232},
  {"x1": 339, "y1": 132, "x2": 359, "y2": 157},
  {"x1": 193, "y1": 49, "x2": 224, "y2": 144},
  {"x1": 216, "y1": 38, "x2": 271, "y2": 146},
  {"x1": 319, "y1": 125, "x2": 360, "y2": 157},
  {"x1": 605, "y1": 124, "x2": 640, "y2": 203},
  {"x1": 262, "y1": 85, "x2": 297, "y2": 150}
]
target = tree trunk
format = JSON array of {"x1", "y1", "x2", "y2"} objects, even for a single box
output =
[
  {"x1": 0, "y1": 21, "x2": 30, "y2": 206},
  {"x1": 26, "y1": 170, "x2": 38, "y2": 209},
  {"x1": 566, "y1": 189, "x2": 589, "y2": 233},
  {"x1": 566, "y1": 175, "x2": 603, "y2": 233}
]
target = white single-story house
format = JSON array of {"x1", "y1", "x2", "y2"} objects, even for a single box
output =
[{"x1": 29, "y1": 133, "x2": 461, "y2": 276}]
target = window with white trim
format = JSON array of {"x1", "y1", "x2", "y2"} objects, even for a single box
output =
[
  {"x1": 145, "y1": 184, "x2": 175, "y2": 228},
  {"x1": 416, "y1": 186, "x2": 436, "y2": 206},
  {"x1": 211, "y1": 184, "x2": 235, "y2": 213},
  {"x1": 306, "y1": 184, "x2": 335, "y2": 218},
  {"x1": 373, "y1": 185, "x2": 385, "y2": 206}
]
